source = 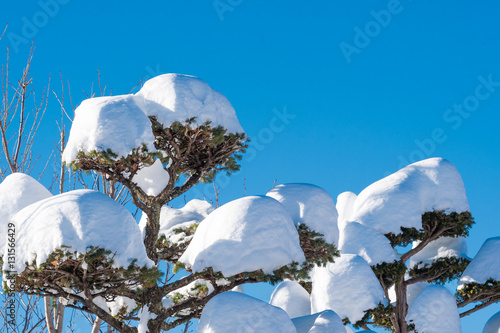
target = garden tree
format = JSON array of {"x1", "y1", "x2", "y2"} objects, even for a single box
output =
[{"x1": 0, "y1": 69, "x2": 499, "y2": 333}]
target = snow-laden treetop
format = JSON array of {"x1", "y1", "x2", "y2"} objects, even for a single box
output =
[
  {"x1": 62, "y1": 74, "x2": 244, "y2": 164},
  {"x1": 350, "y1": 157, "x2": 469, "y2": 234}
]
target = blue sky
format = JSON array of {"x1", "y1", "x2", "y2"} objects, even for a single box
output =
[{"x1": 2, "y1": 1, "x2": 500, "y2": 331}]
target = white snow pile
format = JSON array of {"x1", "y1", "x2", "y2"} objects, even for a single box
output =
[
  {"x1": 459, "y1": 237, "x2": 500, "y2": 288},
  {"x1": 0, "y1": 173, "x2": 52, "y2": 254},
  {"x1": 139, "y1": 199, "x2": 214, "y2": 245},
  {"x1": 62, "y1": 94, "x2": 156, "y2": 163},
  {"x1": 180, "y1": 196, "x2": 305, "y2": 277},
  {"x1": 63, "y1": 74, "x2": 244, "y2": 165},
  {"x1": 350, "y1": 158, "x2": 469, "y2": 234},
  {"x1": 483, "y1": 311, "x2": 500, "y2": 333},
  {"x1": 135, "y1": 73, "x2": 244, "y2": 134},
  {"x1": 311, "y1": 254, "x2": 386, "y2": 323},
  {"x1": 266, "y1": 183, "x2": 339, "y2": 245},
  {"x1": 336, "y1": 191, "x2": 357, "y2": 231},
  {"x1": 409, "y1": 237, "x2": 468, "y2": 269},
  {"x1": 138, "y1": 305, "x2": 157, "y2": 333},
  {"x1": 197, "y1": 291, "x2": 297, "y2": 333},
  {"x1": 132, "y1": 159, "x2": 170, "y2": 196},
  {"x1": 338, "y1": 221, "x2": 397, "y2": 265},
  {"x1": 406, "y1": 285, "x2": 461, "y2": 333},
  {"x1": 3, "y1": 189, "x2": 152, "y2": 273},
  {"x1": 292, "y1": 310, "x2": 346, "y2": 333},
  {"x1": 270, "y1": 280, "x2": 311, "y2": 318},
  {"x1": 107, "y1": 296, "x2": 137, "y2": 317}
]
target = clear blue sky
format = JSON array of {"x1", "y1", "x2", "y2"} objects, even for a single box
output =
[{"x1": 2, "y1": 1, "x2": 500, "y2": 331}]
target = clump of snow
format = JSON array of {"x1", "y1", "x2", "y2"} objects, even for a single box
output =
[
  {"x1": 232, "y1": 285, "x2": 245, "y2": 293},
  {"x1": 62, "y1": 95, "x2": 156, "y2": 164},
  {"x1": 107, "y1": 296, "x2": 137, "y2": 316},
  {"x1": 311, "y1": 254, "x2": 386, "y2": 323},
  {"x1": 138, "y1": 305, "x2": 157, "y2": 333},
  {"x1": 459, "y1": 237, "x2": 500, "y2": 288},
  {"x1": 350, "y1": 158, "x2": 469, "y2": 234},
  {"x1": 166, "y1": 279, "x2": 214, "y2": 308},
  {"x1": 336, "y1": 191, "x2": 357, "y2": 231},
  {"x1": 197, "y1": 291, "x2": 297, "y2": 333},
  {"x1": 270, "y1": 280, "x2": 311, "y2": 318},
  {"x1": 292, "y1": 310, "x2": 346, "y2": 333},
  {"x1": 338, "y1": 221, "x2": 397, "y2": 265},
  {"x1": 406, "y1": 285, "x2": 461, "y2": 333},
  {"x1": 139, "y1": 199, "x2": 214, "y2": 246},
  {"x1": 180, "y1": 196, "x2": 305, "y2": 277},
  {"x1": 132, "y1": 159, "x2": 170, "y2": 196},
  {"x1": 135, "y1": 74, "x2": 244, "y2": 134},
  {"x1": 409, "y1": 237, "x2": 468, "y2": 269},
  {"x1": 483, "y1": 311, "x2": 500, "y2": 333},
  {"x1": 3, "y1": 189, "x2": 152, "y2": 273},
  {"x1": 406, "y1": 282, "x2": 429, "y2": 307},
  {"x1": 0, "y1": 173, "x2": 52, "y2": 254},
  {"x1": 266, "y1": 183, "x2": 339, "y2": 245}
]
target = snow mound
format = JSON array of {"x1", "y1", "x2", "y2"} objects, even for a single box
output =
[
  {"x1": 62, "y1": 95, "x2": 156, "y2": 164},
  {"x1": 336, "y1": 191, "x2": 357, "y2": 231},
  {"x1": 409, "y1": 237, "x2": 468, "y2": 269},
  {"x1": 459, "y1": 237, "x2": 500, "y2": 288},
  {"x1": 4, "y1": 189, "x2": 152, "y2": 273},
  {"x1": 0, "y1": 173, "x2": 52, "y2": 254},
  {"x1": 339, "y1": 221, "x2": 398, "y2": 265},
  {"x1": 197, "y1": 291, "x2": 297, "y2": 333},
  {"x1": 139, "y1": 199, "x2": 214, "y2": 245},
  {"x1": 180, "y1": 196, "x2": 305, "y2": 276},
  {"x1": 270, "y1": 280, "x2": 311, "y2": 318},
  {"x1": 311, "y1": 254, "x2": 386, "y2": 323},
  {"x1": 107, "y1": 296, "x2": 137, "y2": 316},
  {"x1": 266, "y1": 183, "x2": 339, "y2": 245},
  {"x1": 406, "y1": 285, "x2": 461, "y2": 333},
  {"x1": 351, "y1": 158, "x2": 469, "y2": 234},
  {"x1": 132, "y1": 159, "x2": 170, "y2": 196},
  {"x1": 292, "y1": 310, "x2": 346, "y2": 333},
  {"x1": 483, "y1": 311, "x2": 500, "y2": 333},
  {"x1": 135, "y1": 74, "x2": 244, "y2": 134}
]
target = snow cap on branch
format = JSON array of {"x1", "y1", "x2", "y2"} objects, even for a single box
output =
[
  {"x1": 179, "y1": 196, "x2": 305, "y2": 277},
  {"x1": 291, "y1": 310, "x2": 346, "y2": 333},
  {"x1": 270, "y1": 280, "x2": 311, "y2": 318},
  {"x1": 459, "y1": 237, "x2": 500, "y2": 288},
  {"x1": 350, "y1": 158, "x2": 469, "y2": 234},
  {"x1": 197, "y1": 291, "x2": 297, "y2": 332},
  {"x1": 266, "y1": 183, "x2": 340, "y2": 245}
]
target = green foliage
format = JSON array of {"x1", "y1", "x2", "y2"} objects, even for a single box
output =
[
  {"x1": 409, "y1": 256, "x2": 470, "y2": 285},
  {"x1": 385, "y1": 211, "x2": 474, "y2": 248},
  {"x1": 297, "y1": 224, "x2": 339, "y2": 267},
  {"x1": 371, "y1": 260, "x2": 407, "y2": 287},
  {"x1": 456, "y1": 278, "x2": 500, "y2": 304},
  {"x1": 354, "y1": 303, "x2": 395, "y2": 331}
]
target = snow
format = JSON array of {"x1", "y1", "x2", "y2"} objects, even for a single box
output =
[
  {"x1": 0, "y1": 173, "x2": 52, "y2": 255},
  {"x1": 406, "y1": 285, "x2": 461, "y2": 333},
  {"x1": 107, "y1": 296, "x2": 137, "y2": 316},
  {"x1": 166, "y1": 279, "x2": 214, "y2": 305},
  {"x1": 459, "y1": 237, "x2": 500, "y2": 288},
  {"x1": 135, "y1": 74, "x2": 244, "y2": 134},
  {"x1": 310, "y1": 254, "x2": 386, "y2": 323},
  {"x1": 338, "y1": 221, "x2": 398, "y2": 265},
  {"x1": 139, "y1": 199, "x2": 214, "y2": 246},
  {"x1": 409, "y1": 237, "x2": 468, "y2": 269},
  {"x1": 62, "y1": 94, "x2": 156, "y2": 164},
  {"x1": 266, "y1": 183, "x2": 339, "y2": 245},
  {"x1": 197, "y1": 291, "x2": 297, "y2": 333},
  {"x1": 138, "y1": 305, "x2": 157, "y2": 333},
  {"x1": 269, "y1": 280, "x2": 311, "y2": 318},
  {"x1": 3, "y1": 189, "x2": 152, "y2": 274},
  {"x1": 132, "y1": 159, "x2": 170, "y2": 196},
  {"x1": 483, "y1": 311, "x2": 500, "y2": 333},
  {"x1": 292, "y1": 310, "x2": 346, "y2": 333},
  {"x1": 180, "y1": 196, "x2": 305, "y2": 277},
  {"x1": 63, "y1": 74, "x2": 244, "y2": 165},
  {"x1": 336, "y1": 191, "x2": 357, "y2": 231},
  {"x1": 350, "y1": 158, "x2": 469, "y2": 234}
]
